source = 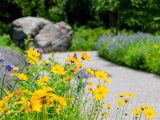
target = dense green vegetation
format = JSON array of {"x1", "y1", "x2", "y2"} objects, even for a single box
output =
[
  {"x1": 96, "y1": 33, "x2": 160, "y2": 74},
  {"x1": 1, "y1": 0, "x2": 160, "y2": 34},
  {"x1": 69, "y1": 27, "x2": 111, "y2": 51},
  {"x1": 0, "y1": 34, "x2": 22, "y2": 52}
]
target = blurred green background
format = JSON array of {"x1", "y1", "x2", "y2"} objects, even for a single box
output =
[
  {"x1": 1, "y1": 0, "x2": 160, "y2": 34},
  {"x1": 1, "y1": 0, "x2": 160, "y2": 73}
]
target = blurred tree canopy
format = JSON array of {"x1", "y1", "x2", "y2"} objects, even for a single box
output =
[{"x1": 1, "y1": 0, "x2": 160, "y2": 33}]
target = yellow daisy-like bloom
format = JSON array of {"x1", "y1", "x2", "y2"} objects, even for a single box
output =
[
  {"x1": 144, "y1": 107, "x2": 156, "y2": 119},
  {"x1": 0, "y1": 92, "x2": 14, "y2": 108},
  {"x1": 87, "y1": 88, "x2": 93, "y2": 93},
  {"x1": 81, "y1": 52, "x2": 90, "y2": 61},
  {"x1": 70, "y1": 67, "x2": 78, "y2": 74},
  {"x1": 13, "y1": 67, "x2": 19, "y2": 71},
  {"x1": 105, "y1": 103, "x2": 111, "y2": 109},
  {"x1": 116, "y1": 99, "x2": 125, "y2": 106},
  {"x1": 30, "y1": 87, "x2": 54, "y2": 112},
  {"x1": 17, "y1": 73, "x2": 28, "y2": 81},
  {"x1": 118, "y1": 92, "x2": 135, "y2": 98},
  {"x1": 102, "y1": 111, "x2": 108, "y2": 117},
  {"x1": 14, "y1": 97, "x2": 30, "y2": 112},
  {"x1": 132, "y1": 108, "x2": 142, "y2": 115},
  {"x1": 87, "y1": 82, "x2": 93, "y2": 86},
  {"x1": 56, "y1": 96, "x2": 67, "y2": 107},
  {"x1": 10, "y1": 73, "x2": 18, "y2": 77},
  {"x1": 93, "y1": 86, "x2": 109, "y2": 101},
  {"x1": 66, "y1": 55, "x2": 79, "y2": 63},
  {"x1": 141, "y1": 103, "x2": 150, "y2": 110},
  {"x1": 0, "y1": 107, "x2": 9, "y2": 114},
  {"x1": 102, "y1": 78, "x2": 110, "y2": 83},
  {"x1": 27, "y1": 47, "x2": 40, "y2": 64},
  {"x1": 86, "y1": 68, "x2": 94, "y2": 75},
  {"x1": 51, "y1": 64, "x2": 66, "y2": 75},
  {"x1": 37, "y1": 76, "x2": 48, "y2": 85},
  {"x1": 95, "y1": 70, "x2": 108, "y2": 79},
  {"x1": 76, "y1": 61, "x2": 83, "y2": 68},
  {"x1": 15, "y1": 89, "x2": 25, "y2": 101}
]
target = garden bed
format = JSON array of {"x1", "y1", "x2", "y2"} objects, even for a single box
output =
[{"x1": 96, "y1": 32, "x2": 160, "y2": 74}]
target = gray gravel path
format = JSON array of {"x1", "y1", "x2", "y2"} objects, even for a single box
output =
[{"x1": 42, "y1": 51, "x2": 160, "y2": 120}]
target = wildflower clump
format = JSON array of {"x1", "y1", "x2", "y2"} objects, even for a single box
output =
[
  {"x1": 0, "y1": 48, "x2": 157, "y2": 120},
  {"x1": 0, "y1": 49, "x2": 112, "y2": 120},
  {"x1": 132, "y1": 104, "x2": 156, "y2": 119}
]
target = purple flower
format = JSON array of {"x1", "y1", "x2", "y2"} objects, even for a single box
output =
[
  {"x1": 37, "y1": 73, "x2": 41, "y2": 78},
  {"x1": 36, "y1": 48, "x2": 43, "y2": 53},
  {"x1": 6, "y1": 64, "x2": 14, "y2": 71},
  {"x1": 77, "y1": 73, "x2": 82, "y2": 79},
  {"x1": 0, "y1": 57, "x2": 5, "y2": 63}
]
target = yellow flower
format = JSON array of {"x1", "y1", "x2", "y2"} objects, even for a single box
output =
[
  {"x1": 86, "y1": 68, "x2": 94, "y2": 75},
  {"x1": 13, "y1": 67, "x2": 19, "y2": 71},
  {"x1": 70, "y1": 67, "x2": 78, "y2": 74},
  {"x1": 30, "y1": 87, "x2": 54, "y2": 112},
  {"x1": 0, "y1": 107, "x2": 9, "y2": 114},
  {"x1": 144, "y1": 107, "x2": 156, "y2": 119},
  {"x1": 56, "y1": 96, "x2": 67, "y2": 107},
  {"x1": 81, "y1": 52, "x2": 90, "y2": 61},
  {"x1": 17, "y1": 73, "x2": 28, "y2": 81},
  {"x1": 37, "y1": 76, "x2": 48, "y2": 85},
  {"x1": 51, "y1": 64, "x2": 66, "y2": 75},
  {"x1": 27, "y1": 47, "x2": 41, "y2": 64},
  {"x1": 76, "y1": 61, "x2": 83, "y2": 68},
  {"x1": 66, "y1": 54, "x2": 79, "y2": 63},
  {"x1": 141, "y1": 103, "x2": 151, "y2": 110},
  {"x1": 102, "y1": 78, "x2": 110, "y2": 83},
  {"x1": 118, "y1": 92, "x2": 135, "y2": 98},
  {"x1": 10, "y1": 73, "x2": 18, "y2": 77},
  {"x1": 105, "y1": 103, "x2": 111, "y2": 109},
  {"x1": 56, "y1": 105, "x2": 62, "y2": 115},
  {"x1": 93, "y1": 86, "x2": 109, "y2": 101},
  {"x1": 132, "y1": 108, "x2": 142, "y2": 115},
  {"x1": 116, "y1": 99, "x2": 125, "y2": 106},
  {"x1": 87, "y1": 88, "x2": 93, "y2": 93},
  {"x1": 87, "y1": 82, "x2": 93, "y2": 86},
  {"x1": 95, "y1": 70, "x2": 108, "y2": 79},
  {"x1": 14, "y1": 97, "x2": 30, "y2": 112},
  {"x1": 102, "y1": 111, "x2": 108, "y2": 117},
  {"x1": 15, "y1": 89, "x2": 25, "y2": 100},
  {"x1": 0, "y1": 92, "x2": 14, "y2": 108}
]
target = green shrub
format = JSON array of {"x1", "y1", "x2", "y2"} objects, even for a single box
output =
[
  {"x1": 69, "y1": 27, "x2": 111, "y2": 51},
  {"x1": 97, "y1": 33, "x2": 160, "y2": 74},
  {"x1": 0, "y1": 34, "x2": 22, "y2": 52}
]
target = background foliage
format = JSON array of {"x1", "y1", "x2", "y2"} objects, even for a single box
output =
[
  {"x1": 96, "y1": 33, "x2": 160, "y2": 74},
  {"x1": 1, "y1": 0, "x2": 160, "y2": 34}
]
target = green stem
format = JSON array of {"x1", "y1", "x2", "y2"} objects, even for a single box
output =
[
  {"x1": 138, "y1": 112, "x2": 143, "y2": 120},
  {"x1": 120, "y1": 103, "x2": 129, "y2": 120},
  {"x1": 1, "y1": 68, "x2": 6, "y2": 99},
  {"x1": 94, "y1": 101, "x2": 102, "y2": 120},
  {"x1": 88, "y1": 100, "x2": 97, "y2": 120},
  {"x1": 114, "y1": 106, "x2": 122, "y2": 120}
]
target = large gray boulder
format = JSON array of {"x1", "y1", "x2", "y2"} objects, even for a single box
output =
[
  {"x1": 0, "y1": 47, "x2": 25, "y2": 90},
  {"x1": 11, "y1": 16, "x2": 72, "y2": 52}
]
